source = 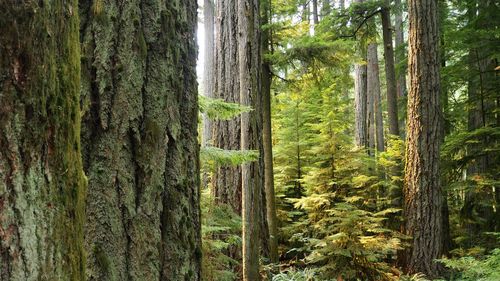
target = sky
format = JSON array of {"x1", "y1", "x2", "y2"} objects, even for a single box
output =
[{"x1": 196, "y1": 0, "x2": 206, "y2": 85}]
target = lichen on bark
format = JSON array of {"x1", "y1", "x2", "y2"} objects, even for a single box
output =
[
  {"x1": 79, "y1": 0, "x2": 201, "y2": 280},
  {"x1": 0, "y1": 1, "x2": 86, "y2": 280}
]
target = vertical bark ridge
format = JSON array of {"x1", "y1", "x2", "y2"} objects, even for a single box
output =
[
  {"x1": 212, "y1": 0, "x2": 243, "y2": 213},
  {"x1": 80, "y1": 0, "x2": 200, "y2": 280},
  {"x1": 403, "y1": 0, "x2": 444, "y2": 276}
]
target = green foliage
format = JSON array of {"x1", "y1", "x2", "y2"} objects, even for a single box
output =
[
  {"x1": 201, "y1": 189, "x2": 242, "y2": 281},
  {"x1": 438, "y1": 248, "x2": 500, "y2": 281},
  {"x1": 199, "y1": 95, "x2": 252, "y2": 121},
  {"x1": 271, "y1": 268, "x2": 319, "y2": 281},
  {"x1": 294, "y1": 199, "x2": 403, "y2": 280},
  {"x1": 200, "y1": 146, "x2": 259, "y2": 172}
]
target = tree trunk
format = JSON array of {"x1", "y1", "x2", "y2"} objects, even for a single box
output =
[
  {"x1": 367, "y1": 43, "x2": 384, "y2": 152},
  {"x1": 312, "y1": 0, "x2": 319, "y2": 25},
  {"x1": 354, "y1": 65, "x2": 368, "y2": 148},
  {"x1": 381, "y1": 1, "x2": 400, "y2": 136},
  {"x1": 79, "y1": 0, "x2": 201, "y2": 280},
  {"x1": 394, "y1": 0, "x2": 407, "y2": 98},
  {"x1": 203, "y1": 0, "x2": 215, "y2": 147},
  {"x1": 261, "y1": 0, "x2": 279, "y2": 264},
  {"x1": 403, "y1": 0, "x2": 443, "y2": 276},
  {"x1": 213, "y1": 0, "x2": 242, "y2": 213},
  {"x1": 354, "y1": 0, "x2": 368, "y2": 149},
  {"x1": 0, "y1": 2, "x2": 85, "y2": 280},
  {"x1": 238, "y1": 0, "x2": 262, "y2": 279}
]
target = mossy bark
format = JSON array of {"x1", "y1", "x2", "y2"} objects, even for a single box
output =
[
  {"x1": 79, "y1": 0, "x2": 200, "y2": 280},
  {"x1": 0, "y1": 1, "x2": 86, "y2": 280}
]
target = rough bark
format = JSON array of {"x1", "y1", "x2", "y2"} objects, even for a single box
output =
[
  {"x1": 381, "y1": 1, "x2": 400, "y2": 136},
  {"x1": 0, "y1": 2, "x2": 85, "y2": 280},
  {"x1": 212, "y1": 0, "x2": 243, "y2": 213},
  {"x1": 203, "y1": 0, "x2": 215, "y2": 147},
  {"x1": 367, "y1": 43, "x2": 385, "y2": 152},
  {"x1": 238, "y1": 0, "x2": 262, "y2": 279},
  {"x1": 79, "y1": 0, "x2": 201, "y2": 280},
  {"x1": 394, "y1": 0, "x2": 407, "y2": 98},
  {"x1": 261, "y1": 0, "x2": 279, "y2": 264},
  {"x1": 354, "y1": 65, "x2": 368, "y2": 148},
  {"x1": 403, "y1": 0, "x2": 443, "y2": 276}
]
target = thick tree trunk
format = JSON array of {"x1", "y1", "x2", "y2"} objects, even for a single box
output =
[
  {"x1": 394, "y1": 0, "x2": 407, "y2": 98},
  {"x1": 403, "y1": 0, "x2": 443, "y2": 276},
  {"x1": 261, "y1": 0, "x2": 279, "y2": 264},
  {"x1": 238, "y1": 0, "x2": 262, "y2": 279},
  {"x1": 213, "y1": 0, "x2": 242, "y2": 213},
  {"x1": 203, "y1": 0, "x2": 215, "y2": 147},
  {"x1": 79, "y1": 1, "x2": 201, "y2": 280},
  {"x1": 0, "y1": 2, "x2": 85, "y2": 280},
  {"x1": 354, "y1": 65, "x2": 368, "y2": 148},
  {"x1": 381, "y1": 2, "x2": 400, "y2": 136},
  {"x1": 367, "y1": 43, "x2": 385, "y2": 152}
]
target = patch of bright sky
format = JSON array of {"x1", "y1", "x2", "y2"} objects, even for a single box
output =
[{"x1": 197, "y1": 0, "x2": 205, "y2": 85}]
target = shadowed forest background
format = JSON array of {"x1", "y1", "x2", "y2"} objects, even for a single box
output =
[{"x1": 0, "y1": 0, "x2": 499, "y2": 281}]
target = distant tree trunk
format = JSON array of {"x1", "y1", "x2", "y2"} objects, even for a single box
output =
[
  {"x1": 312, "y1": 0, "x2": 319, "y2": 25},
  {"x1": 213, "y1": 0, "x2": 242, "y2": 213},
  {"x1": 0, "y1": 2, "x2": 85, "y2": 280},
  {"x1": 238, "y1": 0, "x2": 262, "y2": 279},
  {"x1": 354, "y1": 65, "x2": 368, "y2": 148},
  {"x1": 354, "y1": 0, "x2": 368, "y2": 149},
  {"x1": 367, "y1": 43, "x2": 385, "y2": 152},
  {"x1": 394, "y1": 0, "x2": 407, "y2": 98},
  {"x1": 80, "y1": 0, "x2": 201, "y2": 280},
  {"x1": 261, "y1": 0, "x2": 279, "y2": 264},
  {"x1": 403, "y1": 0, "x2": 443, "y2": 276},
  {"x1": 203, "y1": 0, "x2": 215, "y2": 147},
  {"x1": 381, "y1": 1, "x2": 400, "y2": 136}
]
